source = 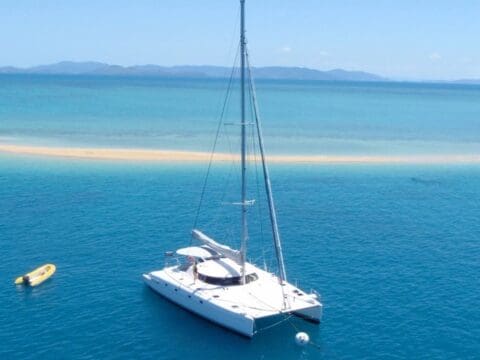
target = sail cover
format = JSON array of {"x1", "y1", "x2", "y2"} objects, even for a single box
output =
[{"x1": 192, "y1": 229, "x2": 242, "y2": 264}]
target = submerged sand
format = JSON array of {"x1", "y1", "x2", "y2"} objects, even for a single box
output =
[{"x1": 1, "y1": 143, "x2": 480, "y2": 164}]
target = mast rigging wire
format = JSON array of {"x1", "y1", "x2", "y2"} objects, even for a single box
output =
[{"x1": 191, "y1": 46, "x2": 240, "y2": 244}]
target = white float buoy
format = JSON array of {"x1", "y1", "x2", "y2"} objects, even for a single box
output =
[{"x1": 295, "y1": 332, "x2": 310, "y2": 346}]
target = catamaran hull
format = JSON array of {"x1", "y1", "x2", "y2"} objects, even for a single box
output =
[
  {"x1": 294, "y1": 305, "x2": 322, "y2": 323},
  {"x1": 143, "y1": 273, "x2": 322, "y2": 337},
  {"x1": 143, "y1": 274, "x2": 256, "y2": 337}
]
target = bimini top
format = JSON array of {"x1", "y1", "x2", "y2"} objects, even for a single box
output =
[{"x1": 176, "y1": 246, "x2": 220, "y2": 260}]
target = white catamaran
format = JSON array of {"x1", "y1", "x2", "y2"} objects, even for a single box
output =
[{"x1": 143, "y1": 0, "x2": 322, "y2": 338}]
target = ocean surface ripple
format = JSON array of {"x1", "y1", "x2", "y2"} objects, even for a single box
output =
[{"x1": 0, "y1": 157, "x2": 479, "y2": 359}]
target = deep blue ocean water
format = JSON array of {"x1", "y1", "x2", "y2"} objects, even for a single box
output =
[{"x1": 1, "y1": 155, "x2": 479, "y2": 359}]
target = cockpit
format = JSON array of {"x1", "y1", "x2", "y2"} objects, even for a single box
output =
[{"x1": 167, "y1": 246, "x2": 259, "y2": 286}]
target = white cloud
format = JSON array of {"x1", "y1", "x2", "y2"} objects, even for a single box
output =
[
  {"x1": 429, "y1": 52, "x2": 441, "y2": 61},
  {"x1": 280, "y1": 46, "x2": 292, "y2": 53},
  {"x1": 318, "y1": 51, "x2": 330, "y2": 57}
]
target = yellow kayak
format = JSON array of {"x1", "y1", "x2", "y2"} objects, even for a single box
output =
[{"x1": 15, "y1": 264, "x2": 56, "y2": 287}]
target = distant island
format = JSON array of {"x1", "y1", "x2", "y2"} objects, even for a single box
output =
[
  {"x1": 0, "y1": 61, "x2": 386, "y2": 82},
  {"x1": 2, "y1": 61, "x2": 480, "y2": 84}
]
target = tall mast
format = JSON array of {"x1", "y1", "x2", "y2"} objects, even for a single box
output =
[
  {"x1": 246, "y1": 50, "x2": 287, "y2": 283},
  {"x1": 240, "y1": 0, "x2": 248, "y2": 284}
]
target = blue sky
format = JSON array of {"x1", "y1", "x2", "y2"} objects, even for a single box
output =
[{"x1": 1, "y1": 0, "x2": 480, "y2": 80}]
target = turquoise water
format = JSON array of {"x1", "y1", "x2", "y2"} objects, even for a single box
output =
[
  {"x1": 1, "y1": 76, "x2": 480, "y2": 358},
  {"x1": 1, "y1": 75, "x2": 480, "y2": 155},
  {"x1": 0, "y1": 155, "x2": 479, "y2": 358}
]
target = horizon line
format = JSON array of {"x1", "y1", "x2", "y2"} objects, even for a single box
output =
[{"x1": 1, "y1": 60, "x2": 479, "y2": 83}]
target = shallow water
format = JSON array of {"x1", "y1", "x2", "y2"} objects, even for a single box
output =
[
  {"x1": 1, "y1": 75, "x2": 480, "y2": 156},
  {"x1": 1, "y1": 155, "x2": 479, "y2": 359}
]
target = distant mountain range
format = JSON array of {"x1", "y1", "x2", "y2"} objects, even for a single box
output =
[
  {"x1": 0, "y1": 61, "x2": 386, "y2": 82},
  {"x1": 452, "y1": 79, "x2": 480, "y2": 85},
  {"x1": 2, "y1": 61, "x2": 479, "y2": 84}
]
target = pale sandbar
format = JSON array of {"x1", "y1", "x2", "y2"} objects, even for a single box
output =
[{"x1": 1, "y1": 143, "x2": 480, "y2": 164}]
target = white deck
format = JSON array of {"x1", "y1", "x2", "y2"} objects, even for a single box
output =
[{"x1": 143, "y1": 258, "x2": 322, "y2": 337}]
